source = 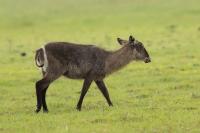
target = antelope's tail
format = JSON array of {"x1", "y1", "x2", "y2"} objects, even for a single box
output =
[{"x1": 35, "y1": 48, "x2": 44, "y2": 67}]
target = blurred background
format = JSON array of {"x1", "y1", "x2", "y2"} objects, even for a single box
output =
[{"x1": 0, "y1": 0, "x2": 200, "y2": 132}]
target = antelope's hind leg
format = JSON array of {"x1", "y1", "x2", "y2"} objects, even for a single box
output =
[
  {"x1": 35, "y1": 70, "x2": 63, "y2": 113},
  {"x1": 41, "y1": 71, "x2": 49, "y2": 113},
  {"x1": 35, "y1": 77, "x2": 50, "y2": 113},
  {"x1": 41, "y1": 85, "x2": 49, "y2": 113}
]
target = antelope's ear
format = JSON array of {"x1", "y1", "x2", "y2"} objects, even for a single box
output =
[
  {"x1": 129, "y1": 35, "x2": 135, "y2": 42},
  {"x1": 117, "y1": 38, "x2": 128, "y2": 45},
  {"x1": 117, "y1": 38, "x2": 122, "y2": 45}
]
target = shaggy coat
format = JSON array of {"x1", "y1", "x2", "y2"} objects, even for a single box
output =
[{"x1": 34, "y1": 35, "x2": 151, "y2": 113}]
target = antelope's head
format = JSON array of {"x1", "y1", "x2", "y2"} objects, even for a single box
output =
[{"x1": 117, "y1": 35, "x2": 151, "y2": 63}]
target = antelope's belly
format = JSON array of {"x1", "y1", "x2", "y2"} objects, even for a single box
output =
[
  {"x1": 63, "y1": 64, "x2": 89, "y2": 79},
  {"x1": 63, "y1": 71, "x2": 84, "y2": 79}
]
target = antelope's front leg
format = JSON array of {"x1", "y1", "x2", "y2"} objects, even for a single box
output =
[{"x1": 76, "y1": 79, "x2": 93, "y2": 111}]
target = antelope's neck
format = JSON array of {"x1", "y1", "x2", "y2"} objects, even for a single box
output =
[{"x1": 105, "y1": 46, "x2": 133, "y2": 74}]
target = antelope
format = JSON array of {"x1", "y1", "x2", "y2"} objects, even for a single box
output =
[{"x1": 34, "y1": 35, "x2": 151, "y2": 113}]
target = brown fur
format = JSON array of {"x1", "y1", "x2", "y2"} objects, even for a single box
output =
[
  {"x1": 34, "y1": 35, "x2": 151, "y2": 113},
  {"x1": 105, "y1": 45, "x2": 134, "y2": 74}
]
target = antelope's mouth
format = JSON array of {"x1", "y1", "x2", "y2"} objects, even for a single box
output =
[{"x1": 144, "y1": 57, "x2": 151, "y2": 63}]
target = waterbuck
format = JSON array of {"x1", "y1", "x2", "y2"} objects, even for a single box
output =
[{"x1": 35, "y1": 35, "x2": 151, "y2": 113}]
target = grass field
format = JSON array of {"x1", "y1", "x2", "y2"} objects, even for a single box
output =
[{"x1": 0, "y1": 0, "x2": 200, "y2": 132}]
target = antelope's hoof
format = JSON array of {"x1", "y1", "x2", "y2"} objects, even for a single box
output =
[
  {"x1": 109, "y1": 103, "x2": 113, "y2": 107},
  {"x1": 76, "y1": 106, "x2": 81, "y2": 111},
  {"x1": 43, "y1": 109, "x2": 49, "y2": 113},
  {"x1": 35, "y1": 108, "x2": 41, "y2": 113}
]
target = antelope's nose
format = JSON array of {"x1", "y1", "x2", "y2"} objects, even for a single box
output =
[{"x1": 144, "y1": 57, "x2": 151, "y2": 63}]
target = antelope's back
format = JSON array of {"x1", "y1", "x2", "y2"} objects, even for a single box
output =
[{"x1": 44, "y1": 42, "x2": 108, "y2": 79}]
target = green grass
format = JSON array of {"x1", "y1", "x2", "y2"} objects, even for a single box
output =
[{"x1": 1, "y1": 0, "x2": 200, "y2": 132}]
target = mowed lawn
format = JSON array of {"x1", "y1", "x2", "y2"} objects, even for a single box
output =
[{"x1": 0, "y1": 0, "x2": 200, "y2": 132}]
